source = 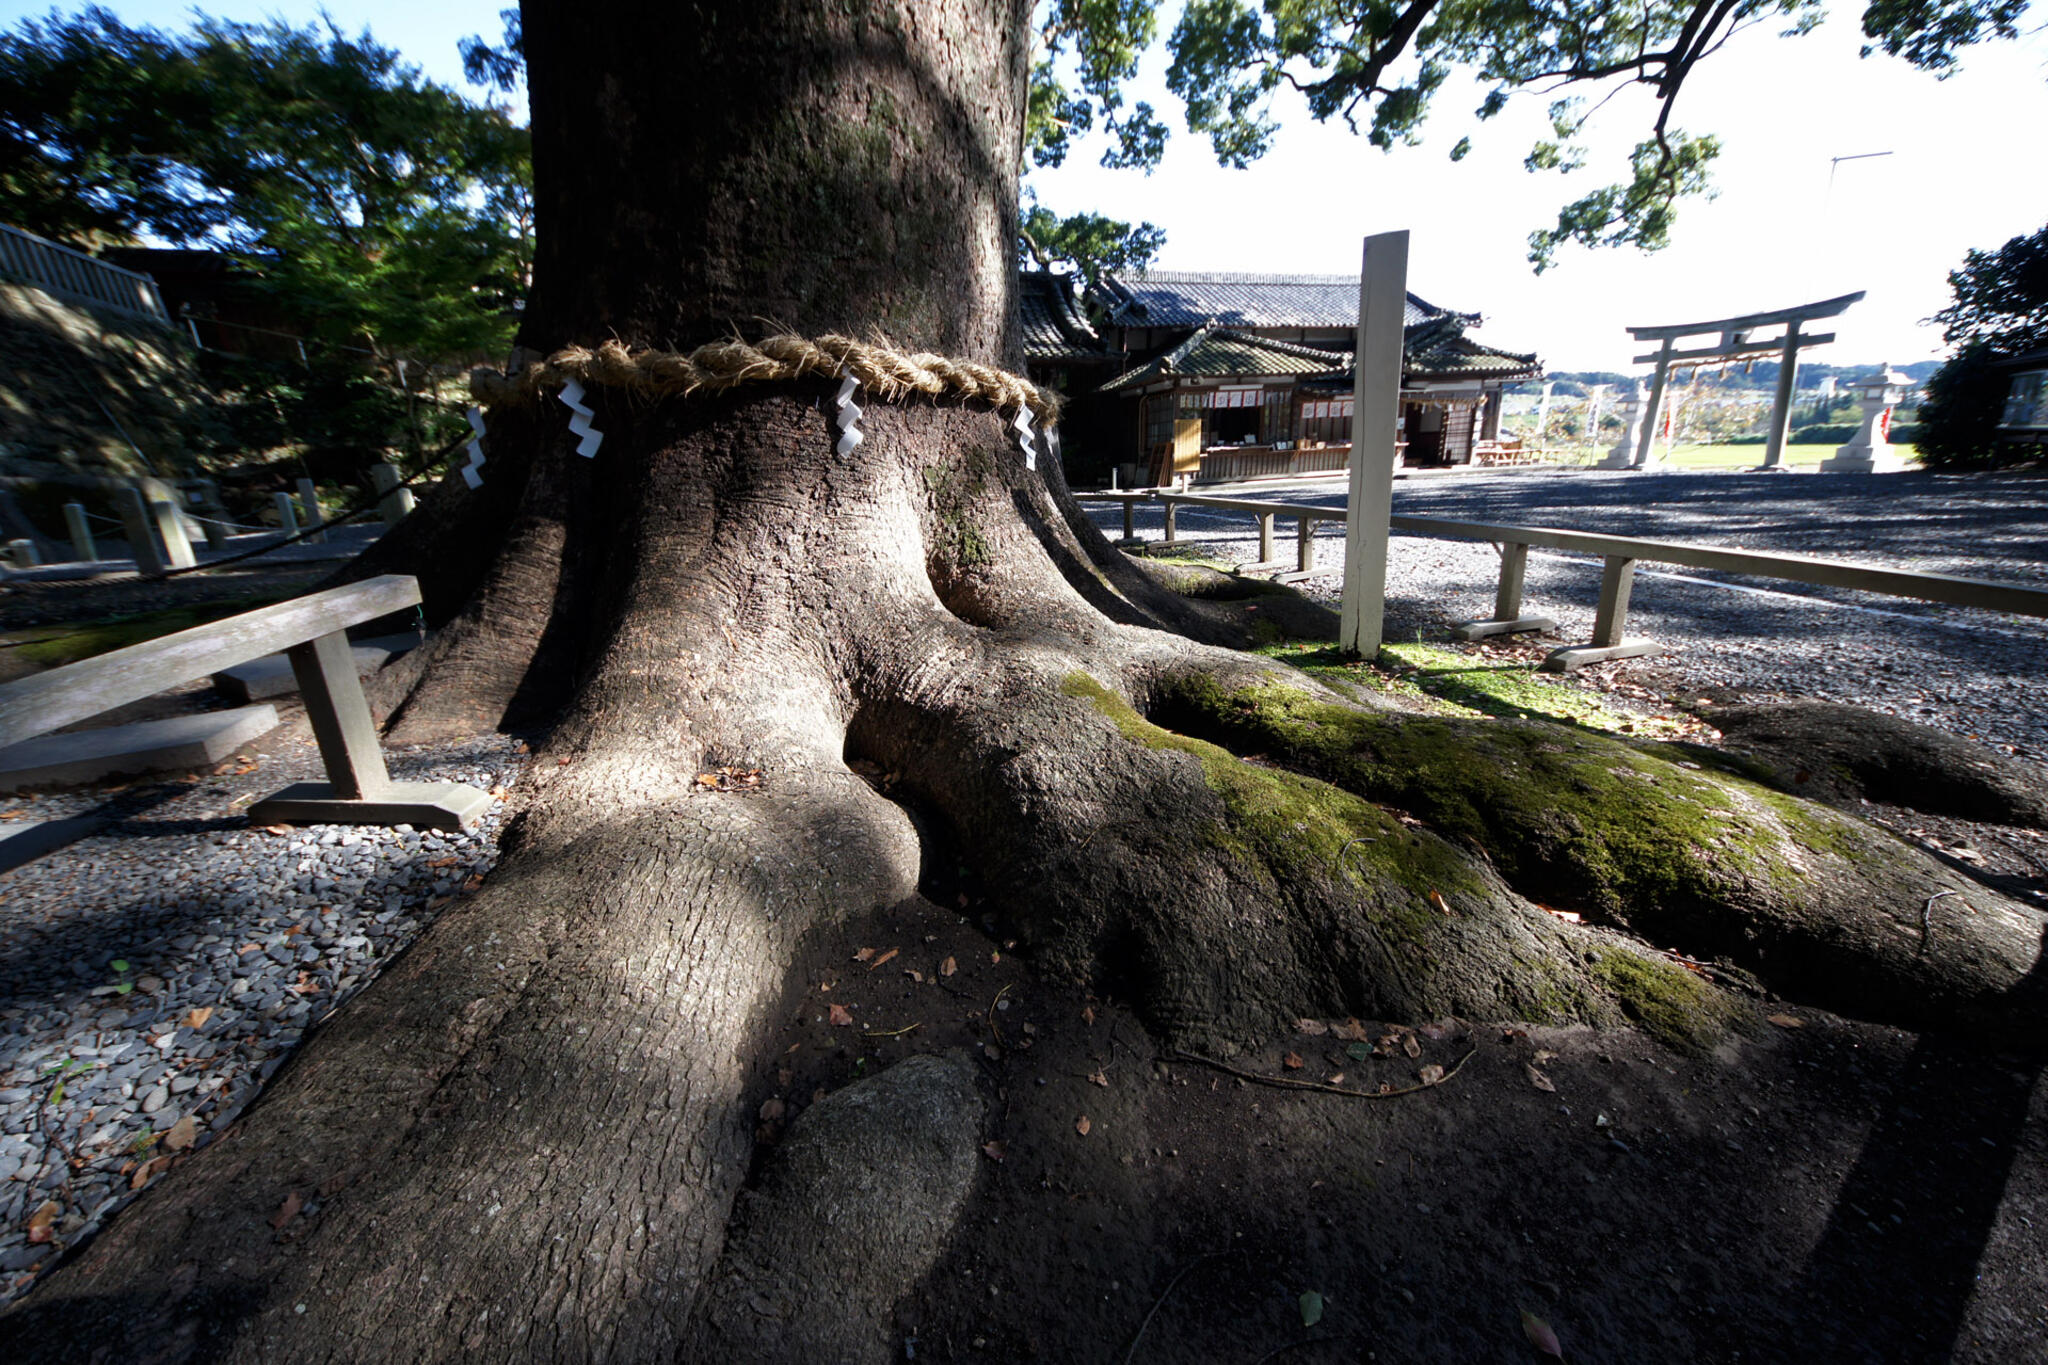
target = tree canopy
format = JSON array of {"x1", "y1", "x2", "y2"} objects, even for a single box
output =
[
  {"x1": 1917, "y1": 222, "x2": 2048, "y2": 466},
  {"x1": 1026, "y1": 0, "x2": 2031, "y2": 269},
  {"x1": 0, "y1": 6, "x2": 531, "y2": 361}
]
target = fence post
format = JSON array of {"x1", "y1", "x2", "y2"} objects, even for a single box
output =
[
  {"x1": 297, "y1": 477, "x2": 327, "y2": 544},
  {"x1": 273, "y1": 491, "x2": 301, "y2": 539},
  {"x1": 1297, "y1": 516, "x2": 1316, "y2": 574},
  {"x1": 63, "y1": 504, "x2": 97, "y2": 563},
  {"x1": 371, "y1": 464, "x2": 414, "y2": 528},
  {"x1": 116, "y1": 486, "x2": 168, "y2": 578},
  {"x1": 1162, "y1": 499, "x2": 1178, "y2": 545},
  {"x1": 1257, "y1": 512, "x2": 1275, "y2": 565}
]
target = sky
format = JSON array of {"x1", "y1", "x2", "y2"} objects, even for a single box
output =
[{"x1": 7, "y1": 0, "x2": 2045, "y2": 372}]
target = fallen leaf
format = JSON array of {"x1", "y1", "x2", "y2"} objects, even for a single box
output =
[
  {"x1": 941, "y1": 956, "x2": 957, "y2": 977},
  {"x1": 26, "y1": 1202, "x2": 57, "y2": 1233},
  {"x1": 990, "y1": 951, "x2": 1001, "y2": 965},
  {"x1": 181, "y1": 1007, "x2": 213, "y2": 1030},
  {"x1": 1327, "y1": 1072, "x2": 1345, "y2": 1085},
  {"x1": 983, "y1": 1042, "x2": 1004, "y2": 1063},
  {"x1": 828, "y1": 1004, "x2": 853, "y2": 1026},
  {"x1": 758, "y1": 1098, "x2": 786, "y2": 1122},
  {"x1": 263, "y1": 824, "x2": 292, "y2": 836},
  {"x1": 1418, "y1": 1064, "x2": 1445, "y2": 1085},
  {"x1": 905, "y1": 969, "x2": 924, "y2": 983},
  {"x1": 1081, "y1": 1006, "x2": 1095, "y2": 1025},
  {"x1": 1075, "y1": 1115, "x2": 1092, "y2": 1137},
  {"x1": 1402, "y1": 1033, "x2": 1422, "y2": 1059},
  {"x1": 1282, "y1": 1052, "x2": 1304, "y2": 1071},
  {"x1": 868, "y1": 947, "x2": 899, "y2": 970},
  {"x1": 852, "y1": 947, "x2": 876, "y2": 962},
  {"x1": 1527, "y1": 1065, "x2": 1557, "y2": 1093},
  {"x1": 1299, "y1": 1290, "x2": 1325, "y2": 1328},
  {"x1": 1334, "y1": 1018, "x2": 1368, "y2": 1042},
  {"x1": 271, "y1": 1191, "x2": 303, "y2": 1230},
  {"x1": 1428, "y1": 889, "x2": 1452, "y2": 916},
  {"x1": 427, "y1": 856, "x2": 459, "y2": 869},
  {"x1": 1089, "y1": 1070, "x2": 1109, "y2": 1087},
  {"x1": 1295, "y1": 1018, "x2": 1328, "y2": 1035},
  {"x1": 1767, "y1": 1013, "x2": 1804, "y2": 1028},
  {"x1": 162, "y1": 1116, "x2": 200, "y2": 1152},
  {"x1": 982, "y1": 1140, "x2": 1007, "y2": 1162},
  {"x1": 1522, "y1": 1308, "x2": 1564, "y2": 1358}
]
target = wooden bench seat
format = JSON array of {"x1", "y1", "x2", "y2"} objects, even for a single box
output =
[{"x1": 0, "y1": 575, "x2": 489, "y2": 831}]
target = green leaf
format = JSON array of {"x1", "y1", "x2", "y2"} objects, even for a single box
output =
[
  {"x1": 115, "y1": 982, "x2": 134, "y2": 995},
  {"x1": 1298, "y1": 1290, "x2": 1324, "y2": 1327},
  {"x1": 110, "y1": 960, "x2": 130, "y2": 974},
  {"x1": 1345, "y1": 1042, "x2": 1372, "y2": 1061}
]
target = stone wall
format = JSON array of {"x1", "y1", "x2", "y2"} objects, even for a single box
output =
[{"x1": 0, "y1": 282, "x2": 223, "y2": 493}]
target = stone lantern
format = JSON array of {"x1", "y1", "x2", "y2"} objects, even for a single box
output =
[
  {"x1": 1820, "y1": 364, "x2": 1913, "y2": 473},
  {"x1": 1596, "y1": 384, "x2": 1647, "y2": 469}
]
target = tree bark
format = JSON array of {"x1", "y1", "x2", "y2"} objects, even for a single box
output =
[{"x1": 3, "y1": 2, "x2": 2042, "y2": 1360}]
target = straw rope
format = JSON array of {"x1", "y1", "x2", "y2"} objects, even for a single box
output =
[{"x1": 469, "y1": 334, "x2": 1061, "y2": 424}]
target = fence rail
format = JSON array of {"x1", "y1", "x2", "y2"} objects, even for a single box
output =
[
  {"x1": 1081, "y1": 489, "x2": 2048, "y2": 671},
  {"x1": 0, "y1": 222, "x2": 170, "y2": 325}
]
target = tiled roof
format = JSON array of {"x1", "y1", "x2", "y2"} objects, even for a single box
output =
[
  {"x1": 1406, "y1": 332, "x2": 1542, "y2": 381},
  {"x1": 1018, "y1": 271, "x2": 1108, "y2": 363},
  {"x1": 1089, "y1": 270, "x2": 1473, "y2": 331},
  {"x1": 1099, "y1": 325, "x2": 1349, "y2": 392}
]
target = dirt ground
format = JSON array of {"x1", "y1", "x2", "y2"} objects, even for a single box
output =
[{"x1": 757, "y1": 876, "x2": 2045, "y2": 1364}]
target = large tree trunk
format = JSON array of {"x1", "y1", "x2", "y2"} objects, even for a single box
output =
[{"x1": 4, "y1": 3, "x2": 2041, "y2": 1360}]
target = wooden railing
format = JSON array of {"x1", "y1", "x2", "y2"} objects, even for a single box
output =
[
  {"x1": 0, "y1": 222, "x2": 170, "y2": 324},
  {"x1": 1078, "y1": 490, "x2": 2048, "y2": 671}
]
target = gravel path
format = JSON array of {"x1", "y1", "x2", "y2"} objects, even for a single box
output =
[
  {"x1": 0, "y1": 730, "x2": 526, "y2": 1298},
  {"x1": 1087, "y1": 467, "x2": 2048, "y2": 759}
]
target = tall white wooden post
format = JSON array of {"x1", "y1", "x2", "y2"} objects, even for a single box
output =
[{"x1": 1340, "y1": 230, "x2": 1409, "y2": 657}]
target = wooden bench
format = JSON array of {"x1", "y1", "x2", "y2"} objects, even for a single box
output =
[{"x1": 0, "y1": 575, "x2": 490, "y2": 831}]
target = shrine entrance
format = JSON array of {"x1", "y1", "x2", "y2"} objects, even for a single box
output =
[{"x1": 1608, "y1": 291, "x2": 1864, "y2": 470}]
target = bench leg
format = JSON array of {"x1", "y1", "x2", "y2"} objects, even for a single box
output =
[
  {"x1": 1298, "y1": 517, "x2": 1314, "y2": 573},
  {"x1": 1258, "y1": 513, "x2": 1274, "y2": 565},
  {"x1": 1543, "y1": 554, "x2": 1661, "y2": 671},
  {"x1": 1162, "y1": 502, "x2": 1178, "y2": 545},
  {"x1": 248, "y1": 629, "x2": 492, "y2": 831}
]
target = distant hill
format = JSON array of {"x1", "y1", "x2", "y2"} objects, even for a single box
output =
[{"x1": 1518, "y1": 360, "x2": 1939, "y2": 397}]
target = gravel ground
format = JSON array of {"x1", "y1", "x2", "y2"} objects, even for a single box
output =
[
  {"x1": 0, "y1": 729, "x2": 526, "y2": 1299},
  {"x1": 1088, "y1": 466, "x2": 2048, "y2": 759}
]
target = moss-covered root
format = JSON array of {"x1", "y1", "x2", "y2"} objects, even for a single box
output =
[
  {"x1": 1153, "y1": 676, "x2": 2048, "y2": 1047},
  {"x1": 1050, "y1": 674, "x2": 1742, "y2": 1055}
]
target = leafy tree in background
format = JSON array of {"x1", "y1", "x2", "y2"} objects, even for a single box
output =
[
  {"x1": 1027, "y1": 0, "x2": 2027, "y2": 270},
  {"x1": 1917, "y1": 224, "x2": 2048, "y2": 466},
  {"x1": 0, "y1": 7, "x2": 532, "y2": 470}
]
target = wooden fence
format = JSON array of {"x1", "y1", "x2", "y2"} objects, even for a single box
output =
[
  {"x1": 0, "y1": 222, "x2": 170, "y2": 325},
  {"x1": 1080, "y1": 490, "x2": 2048, "y2": 671}
]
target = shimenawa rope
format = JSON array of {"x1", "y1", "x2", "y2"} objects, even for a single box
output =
[{"x1": 468, "y1": 333, "x2": 1061, "y2": 425}]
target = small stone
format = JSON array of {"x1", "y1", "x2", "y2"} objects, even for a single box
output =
[{"x1": 141, "y1": 1086, "x2": 169, "y2": 1114}]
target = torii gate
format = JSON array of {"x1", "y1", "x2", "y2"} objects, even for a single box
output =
[{"x1": 1619, "y1": 291, "x2": 1864, "y2": 470}]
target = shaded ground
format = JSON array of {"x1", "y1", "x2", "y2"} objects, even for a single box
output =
[{"x1": 764, "y1": 889, "x2": 2046, "y2": 1363}]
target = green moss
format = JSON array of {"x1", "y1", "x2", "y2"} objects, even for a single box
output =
[
  {"x1": 1059, "y1": 672, "x2": 1481, "y2": 923},
  {"x1": 1590, "y1": 949, "x2": 1735, "y2": 1053},
  {"x1": 923, "y1": 463, "x2": 994, "y2": 569},
  {"x1": 1156, "y1": 675, "x2": 1846, "y2": 922}
]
